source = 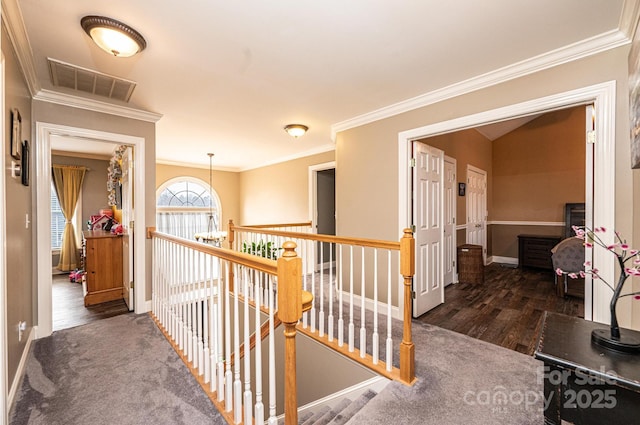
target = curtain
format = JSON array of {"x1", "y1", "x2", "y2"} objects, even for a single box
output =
[{"x1": 52, "y1": 165, "x2": 86, "y2": 271}]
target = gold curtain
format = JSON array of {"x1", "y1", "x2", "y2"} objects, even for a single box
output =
[{"x1": 52, "y1": 165, "x2": 86, "y2": 271}]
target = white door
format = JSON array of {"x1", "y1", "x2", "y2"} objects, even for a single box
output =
[
  {"x1": 412, "y1": 142, "x2": 444, "y2": 317},
  {"x1": 466, "y1": 165, "x2": 487, "y2": 264},
  {"x1": 443, "y1": 156, "x2": 457, "y2": 286},
  {"x1": 121, "y1": 146, "x2": 134, "y2": 311}
]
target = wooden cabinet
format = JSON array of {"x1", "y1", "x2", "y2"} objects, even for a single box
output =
[
  {"x1": 517, "y1": 234, "x2": 561, "y2": 270},
  {"x1": 82, "y1": 230, "x2": 123, "y2": 306}
]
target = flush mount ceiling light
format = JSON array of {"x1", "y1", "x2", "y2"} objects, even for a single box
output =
[
  {"x1": 284, "y1": 124, "x2": 309, "y2": 138},
  {"x1": 81, "y1": 15, "x2": 146, "y2": 57}
]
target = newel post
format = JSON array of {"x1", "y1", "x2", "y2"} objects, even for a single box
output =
[
  {"x1": 400, "y1": 228, "x2": 416, "y2": 384},
  {"x1": 228, "y1": 219, "x2": 235, "y2": 292},
  {"x1": 277, "y1": 241, "x2": 303, "y2": 425}
]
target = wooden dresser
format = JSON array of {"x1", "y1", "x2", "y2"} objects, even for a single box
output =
[
  {"x1": 82, "y1": 230, "x2": 123, "y2": 306},
  {"x1": 517, "y1": 234, "x2": 561, "y2": 270}
]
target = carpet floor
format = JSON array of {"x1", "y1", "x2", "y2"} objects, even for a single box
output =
[
  {"x1": 9, "y1": 314, "x2": 226, "y2": 425},
  {"x1": 10, "y1": 310, "x2": 545, "y2": 424}
]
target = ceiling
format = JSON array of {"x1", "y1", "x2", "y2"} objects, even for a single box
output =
[{"x1": 7, "y1": 0, "x2": 637, "y2": 170}]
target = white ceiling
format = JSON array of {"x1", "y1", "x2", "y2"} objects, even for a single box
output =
[{"x1": 9, "y1": 0, "x2": 636, "y2": 170}]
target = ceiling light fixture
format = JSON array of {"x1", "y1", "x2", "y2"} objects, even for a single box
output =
[
  {"x1": 81, "y1": 15, "x2": 147, "y2": 57},
  {"x1": 284, "y1": 124, "x2": 309, "y2": 138}
]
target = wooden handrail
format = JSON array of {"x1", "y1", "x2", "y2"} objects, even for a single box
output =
[
  {"x1": 240, "y1": 221, "x2": 312, "y2": 229},
  {"x1": 230, "y1": 224, "x2": 401, "y2": 251},
  {"x1": 151, "y1": 230, "x2": 278, "y2": 275}
]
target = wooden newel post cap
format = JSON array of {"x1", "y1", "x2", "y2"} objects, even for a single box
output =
[
  {"x1": 277, "y1": 241, "x2": 302, "y2": 323},
  {"x1": 401, "y1": 228, "x2": 415, "y2": 277},
  {"x1": 281, "y1": 241, "x2": 297, "y2": 258}
]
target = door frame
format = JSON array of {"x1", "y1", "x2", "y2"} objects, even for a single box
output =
[
  {"x1": 398, "y1": 81, "x2": 617, "y2": 323},
  {"x1": 465, "y1": 164, "x2": 487, "y2": 265},
  {"x1": 308, "y1": 161, "x2": 336, "y2": 232},
  {"x1": 443, "y1": 155, "x2": 457, "y2": 285},
  {"x1": 35, "y1": 123, "x2": 147, "y2": 338}
]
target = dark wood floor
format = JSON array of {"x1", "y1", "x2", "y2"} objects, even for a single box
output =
[
  {"x1": 416, "y1": 263, "x2": 584, "y2": 356},
  {"x1": 52, "y1": 273, "x2": 130, "y2": 332}
]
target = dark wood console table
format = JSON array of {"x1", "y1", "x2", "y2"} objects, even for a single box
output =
[
  {"x1": 534, "y1": 312, "x2": 640, "y2": 424},
  {"x1": 517, "y1": 234, "x2": 561, "y2": 270}
]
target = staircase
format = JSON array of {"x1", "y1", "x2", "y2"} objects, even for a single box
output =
[{"x1": 288, "y1": 389, "x2": 379, "y2": 425}]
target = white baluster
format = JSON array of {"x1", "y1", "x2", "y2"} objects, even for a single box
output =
[
  {"x1": 224, "y1": 263, "x2": 233, "y2": 410},
  {"x1": 302, "y1": 238, "x2": 308, "y2": 329},
  {"x1": 373, "y1": 249, "x2": 379, "y2": 364},
  {"x1": 187, "y1": 248, "x2": 194, "y2": 364},
  {"x1": 386, "y1": 252, "x2": 393, "y2": 371},
  {"x1": 360, "y1": 246, "x2": 366, "y2": 359},
  {"x1": 243, "y1": 269, "x2": 253, "y2": 424},
  {"x1": 255, "y1": 274, "x2": 264, "y2": 425},
  {"x1": 267, "y1": 276, "x2": 277, "y2": 425},
  {"x1": 309, "y1": 239, "x2": 316, "y2": 333},
  {"x1": 328, "y1": 243, "x2": 334, "y2": 342},
  {"x1": 233, "y1": 266, "x2": 242, "y2": 423},
  {"x1": 349, "y1": 246, "x2": 355, "y2": 353},
  {"x1": 319, "y1": 241, "x2": 325, "y2": 337},
  {"x1": 338, "y1": 244, "x2": 344, "y2": 347},
  {"x1": 198, "y1": 252, "x2": 206, "y2": 377}
]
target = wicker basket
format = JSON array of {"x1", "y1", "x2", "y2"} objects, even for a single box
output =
[{"x1": 457, "y1": 244, "x2": 484, "y2": 284}]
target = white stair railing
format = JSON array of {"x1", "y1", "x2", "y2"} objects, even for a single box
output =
[
  {"x1": 228, "y1": 222, "x2": 416, "y2": 385},
  {"x1": 151, "y1": 231, "x2": 305, "y2": 424}
]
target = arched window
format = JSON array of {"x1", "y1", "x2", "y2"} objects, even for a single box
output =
[{"x1": 156, "y1": 177, "x2": 221, "y2": 240}]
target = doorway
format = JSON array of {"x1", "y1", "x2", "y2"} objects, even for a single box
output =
[
  {"x1": 309, "y1": 162, "x2": 336, "y2": 269},
  {"x1": 399, "y1": 82, "x2": 616, "y2": 323},
  {"x1": 35, "y1": 123, "x2": 146, "y2": 338}
]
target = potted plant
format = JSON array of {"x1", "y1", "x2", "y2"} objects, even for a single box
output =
[{"x1": 557, "y1": 226, "x2": 640, "y2": 352}]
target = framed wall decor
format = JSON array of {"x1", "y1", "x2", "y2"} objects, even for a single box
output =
[
  {"x1": 10, "y1": 108, "x2": 22, "y2": 160},
  {"x1": 458, "y1": 182, "x2": 466, "y2": 196},
  {"x1": 21, "y1": 140, "x2": 29, "y2": 186}
]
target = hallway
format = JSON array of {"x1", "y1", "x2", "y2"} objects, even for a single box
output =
[{"x1": 52, "y1": 273, "x2": 129, "y2": 331}]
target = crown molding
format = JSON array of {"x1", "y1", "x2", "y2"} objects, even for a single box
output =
[
  {"x1": 1, "y1": 0, "x2": 39, "y2": 96},
  {"x1": 155, "y1": 158, "x2": 240, "y2": 173},
  {"x1": 239, "y1": 143, "x2": 336, "y2": 172},
  {"x1": 331, "y1": 29, "x2": 631, "y2": 139},
  {"x1": 34, "y1": 89, "x2": 163, "y2": 123},
  {"x1": 619, "y1": 0, "x2": 640, "y2": 40}
]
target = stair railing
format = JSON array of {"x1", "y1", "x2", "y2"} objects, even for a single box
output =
[
  {"x1": 228, "y1": 220, "x2": 416, "y2": 385},
  {"x1": 150, "y1": 230, "x2": 309, "y2": 424}
]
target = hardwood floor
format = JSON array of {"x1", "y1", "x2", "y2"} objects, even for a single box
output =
[
  {"x1": 416, "y1": 263, "x2": 584, "y2": 356},
  {"x1": 52, "y1": 273, "x2": 130, "y2": 332}
]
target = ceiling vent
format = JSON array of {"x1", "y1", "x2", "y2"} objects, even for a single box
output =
[{"x1": 48, "y1": 58, "x2": 136, "y2": 102}]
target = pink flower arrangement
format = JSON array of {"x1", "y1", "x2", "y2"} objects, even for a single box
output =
[{"x1": 557, "y1": 226, "x2": 640, "y2": 340}]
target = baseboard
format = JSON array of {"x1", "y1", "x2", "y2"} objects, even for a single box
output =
[
  {"x1": 489, "y1": 256, "x2": 518, "y2": 266},
  {"x1": 144, "y1": 300, "x2": 152, "y2": 312},
  {"x1": 334, "y1": 289, "x2": 401, "y2": 320},
  {"x1": 7, "y1": 326, "x2": 35, "y2": 412}
]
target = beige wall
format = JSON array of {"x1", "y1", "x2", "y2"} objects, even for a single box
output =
[
  {"x1": 156, "y1": 163, "x2": 241, "y2": 232},
  {"x1": 3, "y1": 25, "x2": 34, "y2": 389},
  {"x1": 336, "y1": 46, "x2": 636, "y2": 325},
  {"x1": 492, "y1": 106, "x2": 586, "y2": 222},
  {"x1": 240, "y1": 151, "x2": 335, "y2": 225}
]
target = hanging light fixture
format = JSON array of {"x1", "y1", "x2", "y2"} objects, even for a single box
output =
[
  {"x1": 284, "y1": 124, "x2": 309, "y2": 138},
  {"x1": 207, "y1": 153, "x2": 215, "y2": 234},
  {"x1": 81, "y1": 16, "x2": 147, "y2": 57}
]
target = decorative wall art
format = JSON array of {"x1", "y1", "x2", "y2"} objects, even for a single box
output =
[
  {"x1": 629, "y1": 18, "x2": 640, "y2": 168},
  {"x1": 10, "y1": 108, "x2": 21, "y2": 160}
]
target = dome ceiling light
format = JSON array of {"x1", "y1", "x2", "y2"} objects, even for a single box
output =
[
  {"x1": 284, "y1": 124, "x2": 309, "y2": 138},
  {"x1": 81, "y1": 15, "x2": 146, "y2": 57}
]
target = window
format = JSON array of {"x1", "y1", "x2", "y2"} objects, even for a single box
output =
[
  {"x1": 156, "y1": 178, "x2": 221, "y2": 239},
  {"x1": 51, "y1": 183, "x2": 82, "y2": 250},
  {"x1": 51, "y1": 184, "x2": 66, "y2": 250}
]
